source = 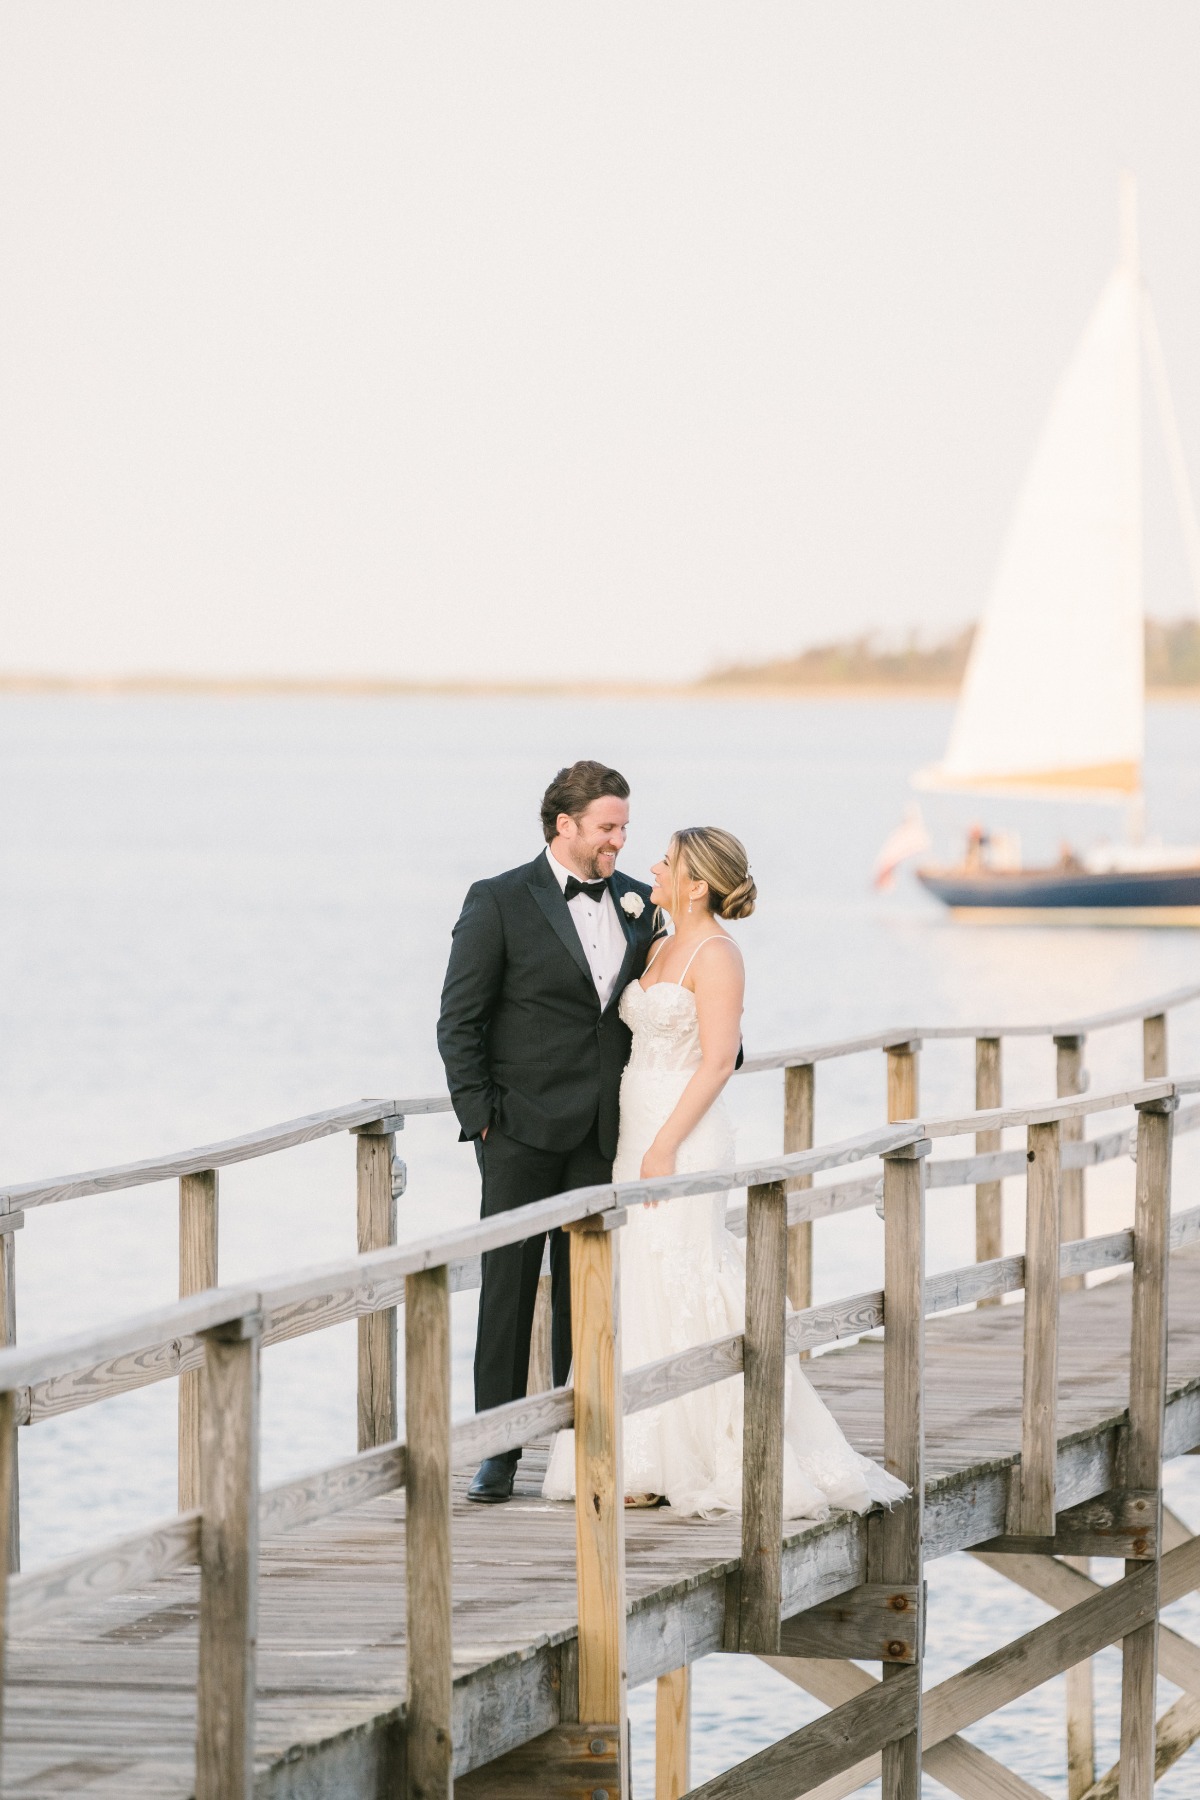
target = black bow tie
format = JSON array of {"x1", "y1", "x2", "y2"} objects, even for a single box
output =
[{"x1": 564, "y1": 875, "x2": 608, "y2": 903}]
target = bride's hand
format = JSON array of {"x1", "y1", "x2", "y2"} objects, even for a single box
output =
[{"x1": 640, "y1": 1141, "x2": 677, "y2": 1195}]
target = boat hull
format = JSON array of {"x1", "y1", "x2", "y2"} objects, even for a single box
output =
[{"x1": 917, "y1": 865, "x2": 1200, "y2": 926}]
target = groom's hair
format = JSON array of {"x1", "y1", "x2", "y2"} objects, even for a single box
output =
[{"x1": 541, "y1": 760, "x2": 630, "y2": 842}]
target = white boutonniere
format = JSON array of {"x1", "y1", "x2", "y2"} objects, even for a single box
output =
[{"x1": 620, "y1": 891, "x2": 645, "y2": 919}]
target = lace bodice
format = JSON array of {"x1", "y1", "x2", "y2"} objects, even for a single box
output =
[{"x1": 619, "y1": 978, "x2": 703, "y2": 1074}]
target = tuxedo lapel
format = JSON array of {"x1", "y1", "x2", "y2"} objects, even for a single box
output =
[
  {"x1": 526, "y1": 855, "x2": 596, "y2": 994},
  {"x1": 603, "y1": 874, "x2": 642, "y2": 1014}
]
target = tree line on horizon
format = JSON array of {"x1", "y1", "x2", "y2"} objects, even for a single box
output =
[{"x1": 704, "y1": 619, "x2": 1200, "y2": 689}]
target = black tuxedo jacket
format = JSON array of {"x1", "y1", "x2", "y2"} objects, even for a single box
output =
[{"x1": 437, "y1": 852, "x2": 658, "y2": 1160}]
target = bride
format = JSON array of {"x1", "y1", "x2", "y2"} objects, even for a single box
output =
[{"x1": 544, "y1": 825, "x2": 906, "y2": 1520}]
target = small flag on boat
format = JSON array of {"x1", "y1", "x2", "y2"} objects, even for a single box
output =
[{"x1": 873, "y1": 805, "x2": 931, "y2": 890}]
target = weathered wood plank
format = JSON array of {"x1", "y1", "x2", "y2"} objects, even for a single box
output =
[
  {"x1": 1143, "y1": 1012, "x2": 1168, "y2": 1080},
  {"x1": 975, "y1": 1037, "x2": 1003, "y2": 1306},
  {"x1": 1118, "y1": 1098, "x2": 1174, "y2": 1800},
  {"x1": 0, "y1": 1389, "x2": 15, "y2": 1785},
  {"x1": 1016, "y1": 1120, "x2": 1061, "y2": 1536},
  {"x1": 527, "y1": 1274, "x2": 553, "y2": 1395},
  {"x1": 880, "y1": 1142, "x2": 926, "y2": 1800},
  {"x1": 1082, "y1": 1693, "x2": 1200, "y2": 1800},
  {"x1": 736, "y1": 1181, "x2": 788, "y2": 1654},
  {"x1": 8, "y1": 1511, "x2": 200, "y2": 1631},
  {"x1": 566, "y1": 1217, "x2": 628, "y2": 1792},
  {"x1": 784, "y1": 1064, "x2": 815, "y2": 1329},
  {"x1": 356, "y1": 1131, "x2": 397, "y2": 1450},
  {"x1": 685, "y1": 1668, "x2": 921, "y2": 1800},
  {"x1": 777, "y1": 1584, "x2": 920, "y2": 1663},
  {"x1": 405, "y1": 1265, "x2": 453, "y2": 1800},
  {"x1": 178, "y1": 1169, "x2": 218, "y2": 1513},
  {"x1": 0, "y1": 1096, "x2": 433, "y2": 1208},
  {"x1": 762, "y1": 1654, "x2": 1051, "y2": 1800},
  {"x1": 656, "y1": 1666, "x2": 690, "y2": 1800},
  {"x1": 455, "y1": 1723, "x2": 619, "y2": 1798},
  {"x1": 887, "y1": 1044, "x2": 919, "y2": 1123},
  {"x1": 1056, "y1": 1036, "x2": 1086, "y2": 1297},
  {"x1": 0, "y1": 1230, "x2": 18, "y2": 1573},
  {"x1": 195, "y1": 1316, "x2": 261, "y2": 1800}
]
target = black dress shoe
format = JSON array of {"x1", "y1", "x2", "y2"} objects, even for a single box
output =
[{"x1": 467, "y1": 1454, "x2": 519, "y2": 1504}]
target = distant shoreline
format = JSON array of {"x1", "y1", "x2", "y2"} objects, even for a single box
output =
[{"x1": 2, "y1": 672, "x2": 1200, "y2": 703}]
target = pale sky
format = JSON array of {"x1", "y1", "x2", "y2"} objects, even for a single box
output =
[{"x1": 3, "y1": 4, "x2": 1200, "y2": 682}]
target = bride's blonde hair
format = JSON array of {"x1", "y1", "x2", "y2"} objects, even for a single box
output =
[{"x1": 669, "y1": 827, "x2": 757, "y2": 921}]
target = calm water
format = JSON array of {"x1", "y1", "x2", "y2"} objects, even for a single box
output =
[{"x1": 4, "y1": 692, "x2": 1200, "y2": 1795}]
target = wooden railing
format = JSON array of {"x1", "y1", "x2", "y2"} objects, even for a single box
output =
[
  {"x1": 1, "y1": 982, "x2": 1199, "y2": 1796},
  {"x1": 1, "y1": 1057, "x2": 1199, "y2": 1790}
]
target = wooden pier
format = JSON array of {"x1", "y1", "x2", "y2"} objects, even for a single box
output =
[{"x1": 2, "y1": 986, "x2": 1200, "y2": 1797}]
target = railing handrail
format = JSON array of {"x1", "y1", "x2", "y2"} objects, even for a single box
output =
[
  {"x1": 0, "y1": 1076, "x2": 1181, "y2": 1398},
  {"x1": 5, "y1": 982, "x2": 1196, "y2": 1211}
]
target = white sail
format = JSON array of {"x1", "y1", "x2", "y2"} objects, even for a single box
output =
[{"x1": 918, "y1": 210, "x2": 1143, "y2": 800}]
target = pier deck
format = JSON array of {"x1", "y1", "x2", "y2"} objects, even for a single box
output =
[{"x1": 7, "y1": 1249, "x2": 1200, "y2": 1798}]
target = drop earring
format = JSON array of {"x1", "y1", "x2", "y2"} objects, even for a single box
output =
[{"x1": 687, "y1": 897, "x2": 693, "y2": 914}]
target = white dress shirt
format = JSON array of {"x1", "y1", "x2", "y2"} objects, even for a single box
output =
[{"x1": 545, "y1": 845, "x2": 628, "y2": 1009}]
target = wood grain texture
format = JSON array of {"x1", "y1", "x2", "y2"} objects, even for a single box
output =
[
  {"x1": 567, "y1": 1220, "x2": 628, "y2": 1791},
  {"x1": 356, "y1": 1132, "x2": 397, "y2": 1451},
  {"x1": 737, "y1": 1181, "x2": 788, "y2": 1654},
  {"x1": 405, "y1": 1265, "x2": 453, "y2": 1800},
  {"x1": 0, "y1": 1232, "x2": 18, "y2": 1573},
  {"x1": 178, "y1": 1169, "x2": 218, "y2": 1513},
  {"x1": 763, "y1": 1654, "x2": 1049, "y2": 1800},
  {"x1": 195, "y1": 1320, "x2": 260, "y2": 1800},
  {"x1": 777, "y1": 1584, "x2": 920, "y2": 1663},
  {"x1": 1017, "y1": 1121, "x2": 1061, "y2": 1536},
  {"x1": 0, "y1": 1389, "x2": 14, "y2": 1783},
  {"x1": 0, "y1": 1095, "x2": 436, "y2": 1209},
  {"x1": 1118, "y1": 1100, "x2": 1174, "y2": 1800},
  {"x1": 455, "y1": 1723, "x2": 619, "y2": 1798},
  {"x1": 887, "y1": 1046, "x2": 919, "y2": 1123},
  {"x1": 685, "y1": 1667, "x2": 920, "y2": 1800},
  {"x1": 8, "y1": 1511, "x2": 200, "y2": 1631},
  {"x1": 975, "y1": 1037, "x2": 1003, "y2": 1304},
  {"x1": 1056, "y1": 1037, "x2": 1086, "y2": 1295},
  {"x1": 656, "y1": 1666, "x2": 689, "y2": 1800},
  {"x1": 881, "y1": 1147, "x2": 926, "y2": 1800},
  {"x1": 1143, "y1": 1012, "x2": 1168, "y2": 1080},
  {"x1": 527, "y1": 1274, "x2": 553, "y2": 1396},
  {"x1": 784, "y1": 1063, "x2": 814, "y2": 1325}
]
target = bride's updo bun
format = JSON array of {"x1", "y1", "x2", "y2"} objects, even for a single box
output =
[{"x1": 671, "y1": 827, "x2": 757, "y2": 921}]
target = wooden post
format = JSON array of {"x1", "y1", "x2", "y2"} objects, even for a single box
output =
[
  {"x1": 195, "y1": 1312, "x2": 262, "y2": 1800},
  {"x1": 736, "y1": 1180, "x2": 789, "y2": 1655},
  {"x1": 1143, "y1": 1012, "x2": 1168, "y2": 1080},
  {"x1": 886, "y1": 1043, "x2": 920, "y2": 1123},
  {"x1": 355, "y1": 1125, "x2": 398, "y2": 1450},
  {"x1": 1055, "y1": 1037, "x2": 1093, "y2": 1797},
  {"x1": 880, "y1": 1140, "x2": 927, "y2": 1800},
  {"x1": 784, "y1": 1063, "x2": 815, "y2": 1323},
  {"x1": 974, "y1": 1038, "x2": 1002, "y2": 1305},
  {"x1": 179, "y1": 1170, "x2": 219, "y2": 1512},
  {"x1": 0, "y1": 1227, "x2": 19, "y2": 1571},
  {"x1": 1016, "y1": 1119, "x2": 1062, "y2": 1536},
  {"x1": 567, "y1": 1213, "x2": 629, "y2": 1798},
  {"x1": 1056, "y1": 1037, "x2": 1087, "y2": 1290},
  {"x1": 1119, "y1": 1095, "x2": 1175, "y2": 1800},
  {"x1": 527, "y1": 1273, "x2": 553, "y2": 1395},
  {"x1": 405, "y1": 1263, "x2": 453, "y2": 1800},
  {"x1": 655, "y1": 1664, "x2": 690, "y2": 1799},
  {"x1": 0, "y1": 1386, "x2": 15, "y2": 1783}
]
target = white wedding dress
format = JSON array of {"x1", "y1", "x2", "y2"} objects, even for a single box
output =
[{"x1": 543, "y1": 939, "x2": 907, "y2": 1521}]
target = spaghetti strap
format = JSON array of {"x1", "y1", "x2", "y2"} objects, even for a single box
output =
[
  {"x1": 678, "y1": 935, "x2": 737, "y2": 986},
  {"x1": 642, "y1": 935, "x2": 669, "y2": 976}
]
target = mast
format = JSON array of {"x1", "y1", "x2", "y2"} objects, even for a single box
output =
[{"x1": 1120, "y1": 171, "x2": 1146, "y2": 842}]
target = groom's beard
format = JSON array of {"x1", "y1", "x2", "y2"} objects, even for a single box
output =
[{"x1": 578, "y1": 846, "x2": 618, "y2": 881}]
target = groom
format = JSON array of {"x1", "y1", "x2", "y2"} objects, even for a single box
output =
[{"x1": 437, "y1": 759, "x2": 657, "y2": 1502}]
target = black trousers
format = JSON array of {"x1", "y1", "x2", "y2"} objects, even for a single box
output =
[{"x1": 473, "y1": 1117, "x2": 612, "y2": 1425}]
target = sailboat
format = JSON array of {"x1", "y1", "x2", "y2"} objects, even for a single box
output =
[{"x1": 914, "y1": 175, "x2": 1200, "y2": 924}]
